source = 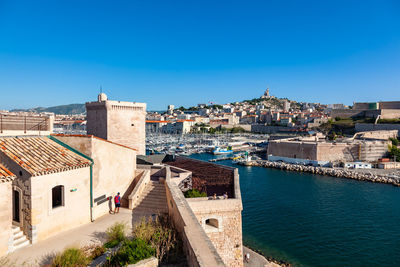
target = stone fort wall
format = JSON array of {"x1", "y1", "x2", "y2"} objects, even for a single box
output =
[{"x1": 86, "y1": 100, "x2": 146, "y2": 155}]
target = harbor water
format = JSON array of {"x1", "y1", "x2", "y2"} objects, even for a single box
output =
[{"x1": 189, "y1": 153, "x2": 400, "y2": 267}]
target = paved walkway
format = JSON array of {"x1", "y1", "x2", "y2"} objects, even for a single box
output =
[
  {"x1": 7, "y1": 208, "x2": 150, "y2": 266},
  {"x1": 243, "y1": 246, "x2": 282, "y2": 267}
]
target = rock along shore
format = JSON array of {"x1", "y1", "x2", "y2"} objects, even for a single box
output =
[{"x1": 239, "y1": 160, "x2": 400, "y2": 187}]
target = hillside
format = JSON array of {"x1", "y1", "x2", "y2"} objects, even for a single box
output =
[{"x1": 11, "y1": 103, "x2": 86, "y2": 115}]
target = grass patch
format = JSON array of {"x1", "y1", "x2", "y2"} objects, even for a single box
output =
[
  {"x1": 51, "y1": 247, "x2": 90, "y2": 267},
  {"x1": 109, "y1": 238, "x2": 154, "y2": 266},
  {"x1": 132, "y1": 216, "x2": 183, "y2": 264},
  {"x1": 184, "y1": 189, "x2": 207, "y2": 198},
  {"x1": 105, "y1": 222, "x2": 126, "y2": 244},
  {"x1": 104, "y1": 239, "x2": 120, "y2": 249}
]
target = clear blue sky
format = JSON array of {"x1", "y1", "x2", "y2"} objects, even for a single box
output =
[{"x1": 0, "y1": 0, "x2": 399, "y2": 110}]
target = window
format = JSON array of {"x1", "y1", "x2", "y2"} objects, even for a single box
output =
[
  {"x1": 52, "y1": 185, "x2": 64, "y2": 208},
  {"x1": 205, "y1": 218, "x2": 219, "y2": 229}
]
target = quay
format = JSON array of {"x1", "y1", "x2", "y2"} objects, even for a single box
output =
[
  {"x1": 240, "y1": 160, "x2": 400, "y2": 187},
  {"x1": 209, "y1": 156, "x2": 235, "y2": 162}
]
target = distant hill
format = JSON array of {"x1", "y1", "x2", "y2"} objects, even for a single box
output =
[{"x1": 11, "y1": 103, "x2": 86, "y2": 115}]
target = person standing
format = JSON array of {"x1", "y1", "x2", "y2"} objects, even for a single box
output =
[{"x1": 114, "y1": 192, "x2": 121, "y2": 214}]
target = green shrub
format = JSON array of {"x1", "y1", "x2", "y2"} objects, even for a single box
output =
[
  {"x1": 110, "y1": 238, "x2": 154, "y2": 266},
  {"x1": 106, "y1": 222, "x2": 126, "y2": 244},
  {"x1": 184, "y1": 189, "x2": 207, "y2": 198},
  {"x1": 389, "y1": 137, "x2": 399, "y2": 147},
  {"x1": 132, "y1": 216, "x2": 180, "y2": 264},
  {"x1": 389, "y1": 145, "x2": 400, "y2": 162},
  {"x1": 132, "y1": 217, "x2": 156, "y2": 243},
  {"x1": 51, "y1": 247, "x2": 90, "y2": 267},
  {"x1": 104, "y1": 239, "x2": 120, "y2": 249}
]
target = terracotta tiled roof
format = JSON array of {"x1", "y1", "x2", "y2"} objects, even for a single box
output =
[
  {"x1": 166, "y1": 156, "x2": 235, "y2": 197},
  {"x1": 0, "y1": 163, "x2": 15, "y2": 182},
  {"x1": 0, "y1": 137, "x2": 91, "y2": 177}
]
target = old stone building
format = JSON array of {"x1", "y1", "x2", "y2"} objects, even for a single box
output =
[
  {"x1": 267, "y1": 131, "x2": 396, "y2": 166},
  {"x1": 0, "y1": 134, "x2": 139, "y2": 255},
  {"x1": 86, "y1": 93, "x2": 146, "y2": 154},
  {"x1": 0, "y1": 136, "x2": 91, "y2": 252}
]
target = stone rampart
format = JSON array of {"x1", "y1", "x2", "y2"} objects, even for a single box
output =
[
  {"x1": 355, "y1": 123, "x2": 400, "y2": 135},
  {"x1": 164, "y1": 167, "x2": 225, "y2": 267}
]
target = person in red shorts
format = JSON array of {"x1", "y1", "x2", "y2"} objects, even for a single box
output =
[{"x1": 114, "y1": 192, "x2": 121, "y2": 214}]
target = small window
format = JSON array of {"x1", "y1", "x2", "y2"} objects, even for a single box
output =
[
  {"x1": 52, "y1": 185, "x2": 64, "y2": 208},
  {"x1": 205, "y1": 218, "x2": 219, "y2": 229}
]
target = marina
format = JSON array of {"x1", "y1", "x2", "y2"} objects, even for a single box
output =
[
  {"x1": 189, "y1": 153, "x2": 400, "y2": 267},
  {"x1": 145, "y1": 133, "x2": 268, "y2": 156}
]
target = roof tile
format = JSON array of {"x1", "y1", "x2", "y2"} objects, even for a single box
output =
[{"x1": 0, "y1": 137, "x2": 90, "y2": 176}]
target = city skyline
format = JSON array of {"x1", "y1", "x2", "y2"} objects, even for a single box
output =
[{"x1": 1, "y1": 0, "x2": 399, "y2": 110}]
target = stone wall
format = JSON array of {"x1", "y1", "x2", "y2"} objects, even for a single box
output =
[
  {"x1": 379, "y1": 101, "x2": 400, "y2": 109},
  {"x1": 355, "y1": 123, "x2": 400, "y2": 135},
  {"x1": 316, "y1": 142, "x2": 356, "y2": 162},
  {"x1": 330, "y1": 109, "x2": 366, "y2": 119},
  {"x1": 86, "y1": 102, "x2": 108, "y2": 140},
  {"x1": 30, "y1": 167, "x2": 91, "y2": 242},
  {"x1": 86, "y1": 100, "x2": 146, "y2": 155},
  {"x1": 268, "y1": 140, "x2": 318, "y2": 160},
  {"x1": 355, "y1": 130, "x2": 398, "y2": 140},
  {"x1": 251, "y1": 124, "x2": 287, "y2": 134},
  {"x1": 0, "y1": 181, "x2": 12, "y2": 256},
  {"x1": 187, "y1": 198, "x2": 243, "y2": 267},
  {"x1": 164, "y1": 167, "x2": 225, "y2": 267},
  {"x1": 0, "y1": 152, "x2": 33, "y2": 239}
]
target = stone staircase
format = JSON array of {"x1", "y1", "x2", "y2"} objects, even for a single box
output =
[
  {"x1": 11, "y1": 225, "x2": 30, "y2": 251},
  {"x1": 133, "y1": 180, "x2": 168, "y2": 214}
]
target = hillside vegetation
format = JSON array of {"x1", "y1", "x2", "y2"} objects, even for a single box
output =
[{"x1": 11, "y1": 103, "x2": 85, "y2": 115}]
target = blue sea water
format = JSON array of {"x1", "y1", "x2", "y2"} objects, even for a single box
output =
[{"x1": 189, "y1": 153, "x2": 400, "y2": 267}]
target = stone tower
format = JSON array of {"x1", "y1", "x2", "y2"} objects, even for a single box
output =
[{"x1": 86, "y1": 93, "x2": 146, "y2": 154}]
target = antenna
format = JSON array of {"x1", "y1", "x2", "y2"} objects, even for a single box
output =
[{"x1": 100, "y1": 86, "x2": 103, "y2": 94}]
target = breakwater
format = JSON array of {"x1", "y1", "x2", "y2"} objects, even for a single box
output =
[{"x1": 240, "y1": 160, "x2": 400, "y2": 186}]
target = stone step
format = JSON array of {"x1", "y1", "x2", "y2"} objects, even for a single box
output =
[
  {"x1": 133, "y1": 207, "x2": 168, "y2": 214},
  {"x1": 137, "y1": 197, "x2": 167, "y2": 203},
  {"x1": 143, "y1": 187, "x2": 165, "y2": 192},
  {"x1": 139, "y1": 195, "x2": 167, "y2": 201},
  {"x1": 139, "y1": 193, "x2": 166, "y2": 199},
  {"x1": 13, "y1": 230, "x2": 23, "y2": 239},
  {"x1": 14, "y1": 234, "x2": 27, "y2": 244},
  {"x1": 12, "y1": 226, "x2": 21, "y2": 234},
  {"x1": 13, "y1": 238, "x2": 30, "y2": 250},
  {"x1": 136, "y1": 202, "x2": 167, "y2": 209}
]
